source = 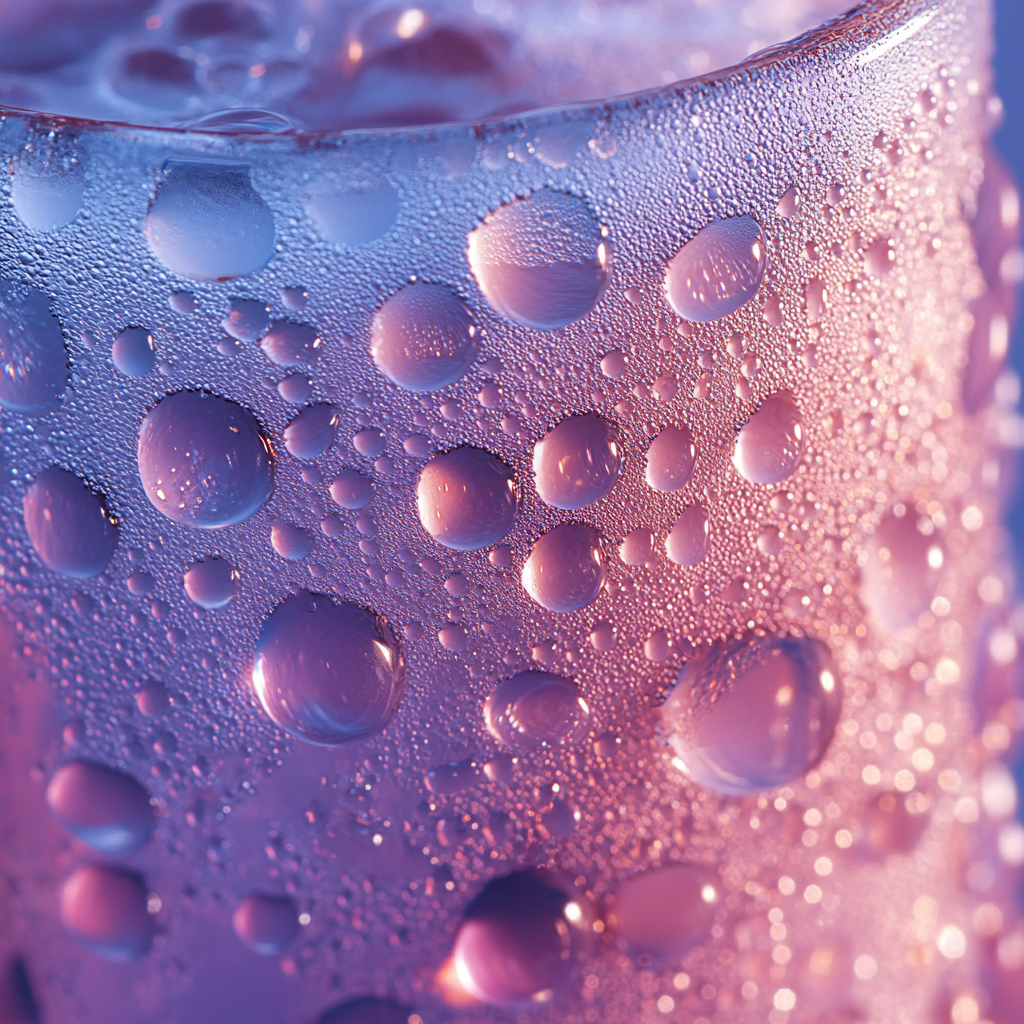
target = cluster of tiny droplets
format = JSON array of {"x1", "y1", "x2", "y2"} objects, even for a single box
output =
[{"x1": 2, "y1": 1, "x2": 1024, "y2": 1023}]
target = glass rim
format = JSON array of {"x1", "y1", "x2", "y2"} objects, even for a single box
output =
[{"x1": 0, "y1": 0, "x2": 942, "y2": 143}]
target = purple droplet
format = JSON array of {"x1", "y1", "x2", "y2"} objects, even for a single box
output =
[
  {"x1": 521, "y1": 522, "x2": 605, "y2": 613},
  {"x1": 532, "y1": 413, "x2": 620, "y2": 510},
  {"x1": 732, "y1": 391, "x2": 805, "y2": 485},
  {"x1": 484, "y1": 671, "x2": 589, "y2": 751}
]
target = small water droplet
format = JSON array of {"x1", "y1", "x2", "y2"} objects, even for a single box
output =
[
  {"x1": 330, "y1": 469, "x2": 374, "y2": 509},
  {"x1": 860, "y1": 513, "x2": 942, "y2": 630},
  {"x1": 732, "y1": 391, "x2": 806, "y2": 485},
  {"x1": 590, "y1": 621, "x2": 617, "y2": 652},
  {"x1": 775, "y1": 187, "x2": 800, "y2": 219},
  {"x1": 112, "y1": 328, "x2": 156, "y2": 377},
  {"x1": 600, "y1": 349, "x2": 628, "y2": 378},
  {"x1": 521, "y1": 522, "x2": 605, "y2": 613},
  {"x1": 270, "y1": 520, "x2": 312, "y2": 560},
  {"x1": 46, "y1": 761, "x2": 156, "y2": 854},
  {"x1": 233, "y1": 893, "x2": 300, "y2": 956},
  {"x1": 664, "y1": 633, "x2": 843, "y2": 795},
  {"x1": 277, "y1": 375, "x2": 313, "y2": 404},
  {"x1": 10, "y1": 163, "x2": 84, "y2": 231},
  {"x1": 136, "y1": 681, "x2": 172, "y2": 717},
  {"x1": 645, "y1": 424, "x2": 696, "y2": 492},
  {"x1": 222, "y1": 298, "x2": 270, "y2": 342},
  {"x1": 665, "y1": 506, "x2": 709, "y2": 566},
  {"x1": 138, "y1": 391, "x2": 273, "y2": 528},
  {"x1": 532, "y1": 413, "x2": 620, "y2": 510},
  {"x1": 619, "y1": 527, "x2": 653, "y2": 566},
  {"x1": 260, "y1": 322, "x2": 321, "y2": 366},
  {"x1": 60, "y1": 865, "x2": 155, "y2": 962},
  {"x1": 484, "y1": 671, "x2": 589, "y2": 751},
  {"x1": 864, "y1": 237, "x2": 897, "y2": 277},
  {"x1": 23, "y1": 467, "x2": 118, "y2": 578},
  {"x1": 468, "y1": 190, "x2": 611, "y2": 331},
  {"x1": 664, "y1": 215, "x2": 766, "y2": 322},
  {"x1": 284, "y1": 404, "x2": 340, "y2": 460},
  {"x1": 253, "y1": 591, "x2": 405, "y2": 746},
  {"x1": 417, "y1": 447, "x2": 518, "y2": 550},
  {"x1": 169, "y1": 291, "x2": 197, "y2": 314},
  {"x1": 183, "y1": 556, "x2": 238, "y2": 608},
  {"x1": 308, "y1": 183, "x2": 400, "y2": 246},
  {"x1": 0, "y1": 282, "x2": 68, "y2": 415},
  {"x1": 370, "y1": 282, "x2": 478, "y2": 392},
  {"x1": 281, "y1": 287, "x2": 309, "y2": 312},
  {"x1": 126, "y1": 570, "x2": 154, "y2": 596},
  {"x1": 353, "y1": 427, "x2": 386, "y2": 457}
]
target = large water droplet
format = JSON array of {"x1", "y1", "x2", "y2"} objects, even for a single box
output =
[
  {"x1": 308, "y1": 183, "x2": 400, "y2": 246},
  {"x1": 233, "y1": 893, "x2": 300, "y2": 956},
  {"x1": 330, "y1": 469, "x2": 374, "y2": 510},
  {"x1": 60, "y1": 865, "x2": 155, "y2": 962},
  {"x1": 732, "y1": 391, "x2": 806, "y2": 485},
  {"x1": 111, "y1": 328, "x2": 156, "y2": 378},
  {"x1": 23, "y1": 467, "x2": 118, "y2": 578},
  {"x1": 645, "y1": 424, "x2": 696, "y2": 492},
  {"x1": 484, "y1": 671, "x2": 589, "y2": 752},
  {"x1": 664, "y1": 633, "x2": 842, "y2": 795},
  {"x1": 665, "y1": 505, "x2": 709, "y2": 566},
  {"x1": 609, "y1": 865, "x2": 718, "y2": 958},
  {"x1": 284, "y1": 404, "x2": 340, "y2": 460},
  {"x1": 253, "y1": 591, "x2": 405, "y2": 747},
  {"x1": 370, "y1": 282, "x2": 478, "y2": 392},
  {"x1": 860, "y1": 512, "x2": 942, "y2": 630},
  {"x1": 521, "y1": 522, "x2": 605, "y2": 613},
  {"x1": 417, "y1": 447, "x2": 517, "y2": 550},
  {"x1": 619, "y1": 527, "x2": 653, "y2": 566},
  {"x1": 451, "y1": 870, "x2": 590, "y2": 1007},
  {"x1": 532, "y1": 413, "x2": 620, "y2": 510},
  {"x1": 145, "y1": 162, "x2": 275, "y2": 281},
  {"x1": 0, "y1": 281, "x2": 68, "y2": 416},
  {"x1": 183, "y1": 556, "x2": 238, "y2": 608},
  {"x1": 664, "y1": 215, "x2": 766, "y2": 321},
  {"x1": 316, "y1": 998, "x2": 411, "y2": 1024},
  {"x1": 46, "y1": 761, "x2": 155, "y2": 855},
  {"x1": 468, "y1": 190, "x2": 611, "y2": 331},
  {"x1": 137, "y1": 391, "x2": 273, "y2": 528},
  {"x1": 222, "y1": 298, "x2": 270, "y2": 342},
  {"x1": 10, "y1": 165, "x2": 83, "y2": 231}
]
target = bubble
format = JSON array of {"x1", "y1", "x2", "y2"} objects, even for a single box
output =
[
  {"x1": 260, "y1": 322, "x2": 321, "y2": 366},
  {"x1": 532, "y1": 413, "x2": 620, "y2": 510},
  {"x1": 46, "y1": 761, "x2": 156, "y2": 855},
  {"x1": 645, "y1": 424, "x2": 696, "y2": 492},
  {"x1": 484, "y1": 671, "x2": 590, "y2": 752},
  {"x1": 308, "y1": 183, "x2": 400, "y2": 246},
  {"x1": 330, "y1": 469, "x2": 374, "y2": 510},
  {"x1": 619, "y1": 527, "x2": 653, "y2": 566},
  {"x1": 145, "y1": 161, "x2": 275, "y2": 281},
  {"x1": 0, "y1": 281, "x2": 68, "y2": 416},
  {"x1": 253, "y1": 591, "x2": 405, "y2": 747},
  {"x1": 665, "y1": 506, "x2": 709, "y2": 566},
  {"x1": 663, "y1": 633, "x2": 842, "y2": 795},
  {"x1": 468, "y1": 190, "x2": 611, "y2": 331},
  {"x1": 23, "y1": 467, "x2": 118, "y2": 579},
  {"x1": 417, "y1": 447, "x2": 517, "y2": 550},
  {"x1": 451, "y1": 870, "x2": 590, "y2": 1007},
  {"x1": 233, "y1": 893, "x2": 300, "y2": 956},
  {"x1": 664, "y1": 215, "x2": 767, "y2": 321},
  {"x1": 111, "y1": 328, "x2": 156, "y2": 377},
  {"x1": 10, "y1": 165, "x2": 83, "y2": 231},
  {"x1": 284, "y1": 404, "x2": 340, "y2": 460},
  {"x1": 521, "y1": 522, "x2": 605, "y2": 613},
  {"x1": 860, "y1": 513, "x2": 943, "y2": 630},
  {"x1": 60, "y1": 865, "x2": 155, "y2": 963},
  {"x1": 609, "y1": 865, "x2": 718, "y2": 958},
  {"x1": 370, "y1": 282, "x2": 478, "y2": 392},
  {"x1": 270, "y1": 520, "x2": 312, "y2": 560},
  {"x1": 183, "y1": 556, "x2": 238, "y2": 609},
  {"x1": 316, "y1": 998, "x2": 411, "y2": 1024},
  {"x1": 222, "y1": 298, "x2": 270, "y2": 342},
  {"x1": 732, "y1": 391, "x2": 806, "y2": 485},
  {"x1": 137, "y1": 391, "x2": 273, "y2": 529}
]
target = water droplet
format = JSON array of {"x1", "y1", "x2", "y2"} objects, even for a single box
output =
[
  {"x1": 757, "y1": 526, "x2": 784, "y2": 556},
  {"x1": 733, "y1": 391, "x2": 806, "y2": 485},
  {"x1": 864, "y1": 238, "x2": 896, "y2": 277},
  {"x1": 370, "y1": 282, "x2": 478, "y2": 392},
  {"x1": 437, "y1": 623, "x2": 468, "y2": 651},
  {"x1": 417, "y1": 447, "x2": 517, "y2": 550},
  {"x1": 111, "y1": 328, "x2": 156, "y2": 377},
  {"x1": 137, "y1": 391, "x2": 273, "y2": 529},
  {"x1": 0, "y1": 282, "x2": 68, "y2": 415},
  {"x1": 222, "y1": 298, "x2": 270, "y2": 342},
  {"x1": 664, "y1": 633, "x2": 843, "y2": 795},
  {"x1": 145, "y1": 162, "x2": 275, "y2": 281},
  {"x1": 183, "y1": 556, "x2": 238, "y2": 608},
  {"x1": 316, "y1": 998, "x2": 411, "y2": 1024},
  {"x1": 330, "y1": 469, "x2": 374, "y2": 509},
  {"x1": 277, "y1": 375, "x2": 313, "y2": 404},
  {"x1": 136, "y1": 681, "x2": 172, "y2": 717},
  {"x1": 860, "y1": 513, "x2": 942, "y2": 630},
  {"x1": 645, "y1": 424, "x2": 696, "y2": 492},
  {"x1": 600, "y1": 349, "x2": 628, "y2": 378},
  {"x1": 233, "y1": 893, "x2": 300, "y2": 956},
  {"x1": 532, "y1": 413, "x2": 620, "y2": 510},
  {"x1": 260, "y1": 322, "x2": 321, "y2": 366},
  {"x1": 775, "y1": 187, "x2": 800, "y2": 219},
  {"x1": 253, "y1": 591, "x2": 405, "y2": 747},
  {"x1": 609, "y1": 865, "x2": 717, "y2": 958},
  {"x1": 308, "y1": 183, "x2": 400, "y2": 246},
  {"x1": 484, "y1": 671, "x2": 589, "y2": 751},
  {"x1": 590, "y1": 621, "x2": 617, "y2": 652},
  {"x1": 619, "y1": 527, "x2": 653, "y2": 566},
  {"x1": 281, "y1": 287, "x2": 308, "y2": 312},
  {"x1": 10, "y1": 165, "x2": 83, "y2": 231},
  {"x1": 46, "y1": 761, "x2": 156, "y2": 854},
  {"x1": 468, "y1": 190, "x2": 611, "y2": 331},
  {"x1": 664, "y1": 215, "x2": 766, "y2": 322},
  {"x1": 665, "y1": 506, "x2": 709, "y2": 566},
  {"x1": 521, "y1": 522, "x2": 605, "y2": 613},
  {"x1": 451, "y1": 870, "x2": 590, "y2": 1007},
  {"x1": 270, "y1": 520, "x2": 312, "y2": 560},
  {"x1": 126, "y1": 570, "x2": 154, "y2": 596},
  {"x1": 169, "y1": 291, "x2": 196, "y2": 314},
  {"x1": 23, "y1": 467, "x2": 118, "y2": 578},
  {"x1": 284, "y1": 404, "x2": 340, "y2": 460},
  {"x1": 60, "y1": 865, "x2": 155, "y2": 962}
]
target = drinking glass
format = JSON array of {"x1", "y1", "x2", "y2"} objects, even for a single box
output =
[{"x1": 1, "y1": 1, "x2": 1022, "y2": 1022}]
